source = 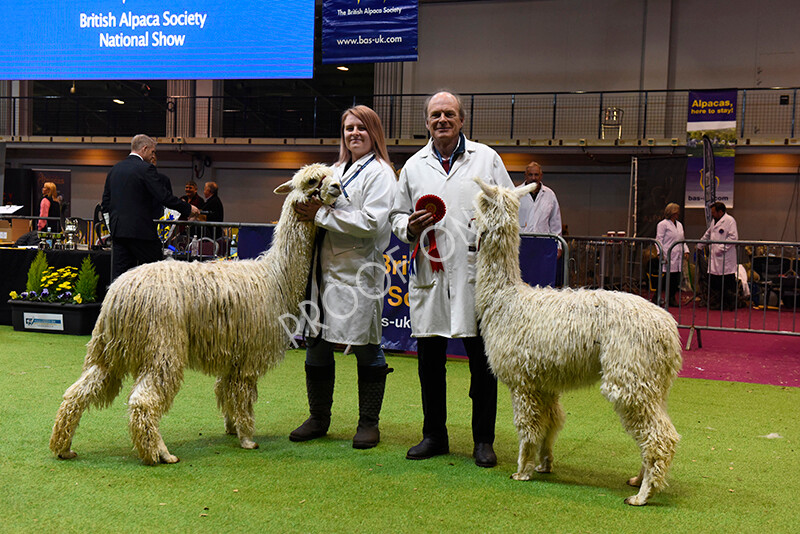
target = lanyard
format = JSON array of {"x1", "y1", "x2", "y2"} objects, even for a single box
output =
[{"x1": 341, "y1": 155, "x2": 375, "y2": 199}]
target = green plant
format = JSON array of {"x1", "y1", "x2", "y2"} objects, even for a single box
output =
[
  {"x1": 25, "y1": 250, "x2": 48, "y2": 293},
  {"x1": 10, "y1": 254, "x2": 99, "y2": 304},
  {"x1": 72, "y1": 256, "x2": 99, "y2": 303}
]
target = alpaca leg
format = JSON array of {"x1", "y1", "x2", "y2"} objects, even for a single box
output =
[
  {"x1": 615, "y1": 400, "x2": 679, "y2": 506},
  {"x1": 627, "y1": 467, "x2": 644, "y2": 487},
  {"x1": 535, "y1": 394, "x2": 565, "y2": 474},
  {"x1": 50, "y1": 363, "x2": 123, "y2": 459},
  {"x1": 221, "y1": 374, "x2": 259, "y2": 450},
  {"x1": 214, "y1": 377, "x2": 236, "y2": 435},
  {"x1": 513, "y1": 440, "x2": 538, "y2": 481},
  {"x1": 128, "y1": 360, "x2": 184, "y2": 465},
  {"x1": 509, "y1": 388, "x2": 554, "y2": 481}
]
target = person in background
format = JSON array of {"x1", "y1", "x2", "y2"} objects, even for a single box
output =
[
  {"x1": 697, "y1": 202, "x2": 739, "y2": 310},
  {"x1": 517, "y1": 160, "x2": 563, "y2": 285},
  {"x1": 517, "y1": 161, "x2": 562, "y2": 255},
  {"x1": 173, "y1": 178, "x2": 202, "y2": 240},
  {"x1": 290, "y1": 105, "x2": 396, "y2": 449},
  {"x1": 102, "y1": 134, "x2": 199, "y2": 280},
  {"x1": 149, "y1": 153, "x2": 174, "y2": 217},
  {"x1": 202, "y1": 182, "x2": 224, "y2": 222},
  {"x1": 38, "y1": 182, "x2": 61, "y2": 231},
  {"x1": 389, "y1": 91, "x2": 515, "y2": 468},
  {"x1": 655, "y1": 202, "x2": 689, "y2": 307},
  {"x1": 180, "y1": 180, "x2": 204, "y2": 210}
]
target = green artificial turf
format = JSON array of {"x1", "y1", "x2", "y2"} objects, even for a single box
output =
[{"x1": 1, "y1": 325, "x2": 798, "y2": 533}]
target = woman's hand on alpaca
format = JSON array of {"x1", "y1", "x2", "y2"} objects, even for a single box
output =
[{"x1": 294, "y1": 198, "x2": 323, "y2": 222}]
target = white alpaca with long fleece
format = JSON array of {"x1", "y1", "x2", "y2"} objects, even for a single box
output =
[
  {"x1": 473, "y1": 177, "x2": 682, "y2": 506},
  {"x1": 50, "y1": 164, "x2": 340, "y2": 465}
]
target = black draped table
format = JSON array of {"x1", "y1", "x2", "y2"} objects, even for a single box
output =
[{"x1": 0, "y1": 247, "x2": 112, "y2": 325}]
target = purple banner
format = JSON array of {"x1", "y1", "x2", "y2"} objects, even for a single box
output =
[{"x1": 687, "y1": 89, "x2": 737, "y2": 131}]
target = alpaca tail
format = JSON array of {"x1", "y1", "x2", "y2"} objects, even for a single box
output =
[{"x1": 49, "y1": 333, "x2": 123, "y2": 459}]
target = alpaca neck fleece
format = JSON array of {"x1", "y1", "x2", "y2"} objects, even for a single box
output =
[
  {"x1": 263, "y1": 192, "x2": 318, "y2": 313},
  {"x1": 476, "y1": 226, "x2": 525, "y2": 318}
]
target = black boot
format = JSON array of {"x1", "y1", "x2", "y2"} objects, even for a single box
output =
[
  {"x1": 353, "y1": 365, "x2": 393, "y2": 449},
  {"x1": 289, "y1": 363, "x2": 335, "y2": 442}
]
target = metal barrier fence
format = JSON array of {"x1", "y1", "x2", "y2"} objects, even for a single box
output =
[
  {"x1": 3, "y1": 87, "x2": 800, "y2": 140},
  {"x1": 664, "y1": 239, "x2": 800, "y2": 346},
  {"x1": 565, "y1": 235, "x2": 663, "y2": 299},
  {"x1": 157, "y1": 219, "x2": 243, "y2": 261},
  {"x1": 566, "y1": 235, "x2": 800, "y2": 347},
  {"x1": 2, "y1": 215, "x2": 245, "y2": 263}
]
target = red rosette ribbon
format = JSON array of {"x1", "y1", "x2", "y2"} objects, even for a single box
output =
[{"x1": 411, "y1": 195, "x2": 447, "y2": 273}]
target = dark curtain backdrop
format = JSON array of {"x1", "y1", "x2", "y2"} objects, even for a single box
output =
[{"x1": 636, "y1": 156, "x2": 688, "y2": 238}]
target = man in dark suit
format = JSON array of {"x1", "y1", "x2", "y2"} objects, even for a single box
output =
[
  {"x1": 202, "y1": 181, "x2": 224, "y2": 222},
  {"x1": 102, "y1": 134, "x2": 200, "y2": 280}
]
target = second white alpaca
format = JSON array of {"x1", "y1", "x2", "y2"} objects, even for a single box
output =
[
  {"x1": 50, "y1": 164, "x2": 340, "y2": 465},
  {"x1": 473, "y1": 177, "x2": 682, "y2": 506}
]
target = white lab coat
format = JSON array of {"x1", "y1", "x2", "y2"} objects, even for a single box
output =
[
  {"x1": 390, "y1": 138, "x2": 514, "y2": 338},
  {"x1": 518, "y1": 183, "x2": 562, "y2": 236},
  {"x1": 655, "y1": 218, "x2": 689, "y2": 273},
  {"x1": 312, "y1": 152, "x2": 396, "y2": 345},
  {"x1": 699, "y1": 213, "x2": 738, "y2": 275}
]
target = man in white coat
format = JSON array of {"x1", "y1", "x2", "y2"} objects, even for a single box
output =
[
  {"x1": 697, "y1": 202, "x2": 739, "y2": 310},
  {"x1": 517, "y1": 160, "x2": 563, "y2": 285},
  {"x1": 517, "y1": 161, "x2": 562, "y2": 246},
  {"x1": 390, "y1": 91, "x2": 514, "y2": 468}
]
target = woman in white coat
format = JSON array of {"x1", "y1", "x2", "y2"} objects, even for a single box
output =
[
  {"x1": 291, "y1": 105, "x2": 396, "y2": 449},
  {"x1": 655, "y1": 203, "x2": 689, "y2": 307}
]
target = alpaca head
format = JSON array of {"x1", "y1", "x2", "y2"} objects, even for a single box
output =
[
  {"x1": 473, "y1": 176, "x2": 539, "y2": 234},
  {"x1": 274, "y1": 163, "x2": 341, "y2": 206}
]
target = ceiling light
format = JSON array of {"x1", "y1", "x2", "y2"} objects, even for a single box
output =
[
  {"x1": 336, "y1": 66, "x2": 349, "y2": 71},
  {"x1": 113, "y1": 99, "x2": 125, "y2": 105}
]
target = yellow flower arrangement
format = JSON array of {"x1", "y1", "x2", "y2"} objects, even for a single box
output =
[{"x1": 9, "y1": 251, "x2": 98, "y2": 305}]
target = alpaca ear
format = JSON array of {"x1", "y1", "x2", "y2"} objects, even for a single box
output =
[
  {"x1": 473, "y1": 176, "x2": 497, "y2": 197},
  {"x1": 273, "y1": 180, "x2": 294, "y2": 195},
  {"x1": 516, "y1": 181, "x2": 540, "y2": 198}
]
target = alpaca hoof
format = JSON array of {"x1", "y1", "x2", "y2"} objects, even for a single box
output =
[
  {"x1": 511, "y1": 472, "x2": 531, "y2": 481},
  {"x1": 534, "y1": 464, "x2": 552, "y2": 473},
  {"x1": 624, "y1": 495, "x2": 648, "y2": 506},
  {"x1": 57, "y1": 450, "x2": 78, "y2": 460},
  {"x1": 159, "y1": 453, "x2": 180, "y2": 464},
  {"x1": 224, "y1": 418, "x2": 236, "y2": 435},
  {"x1": 627, "y1": 476, "x2": 642, "y2": 487},
  {"x1": 240, "y1": 439, "x2": 259, "y2": 450}
]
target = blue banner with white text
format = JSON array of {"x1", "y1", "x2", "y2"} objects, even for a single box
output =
[
  {"x1": 0, "y1": 1, "x2": 315, "y2": 80},
  {"x1": 322, "y1": 0, "x2": 418, "y2": 64}
]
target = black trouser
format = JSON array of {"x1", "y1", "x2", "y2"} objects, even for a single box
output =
[
  {"x1": 709, "y1": 273, "x2": 738, "y2": 310},
  {"x1": 416, "y1": 335, "x2": 497, "y2": 444},
  {"x1": 659, "y1": 271, "x2": 681, "y2": 304},
  {"x1": 111, "y1": 237, "x2": 163, "y2": 281}
]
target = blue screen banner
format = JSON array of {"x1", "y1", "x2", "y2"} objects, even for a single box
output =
[
  {"x1": 0, "y1": 1, "x2": 315, "y2": 80},
  {"x1": 322, "y1": 0, "x2": 418, "y2": 64}
]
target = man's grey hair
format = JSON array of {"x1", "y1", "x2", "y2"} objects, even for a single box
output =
[
  {"x1": 423, "y1": 90, "x2": 465, "y2": 121},
  {"x1": 131, "y1": 134, "x2": 156, "y2": 153}
]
